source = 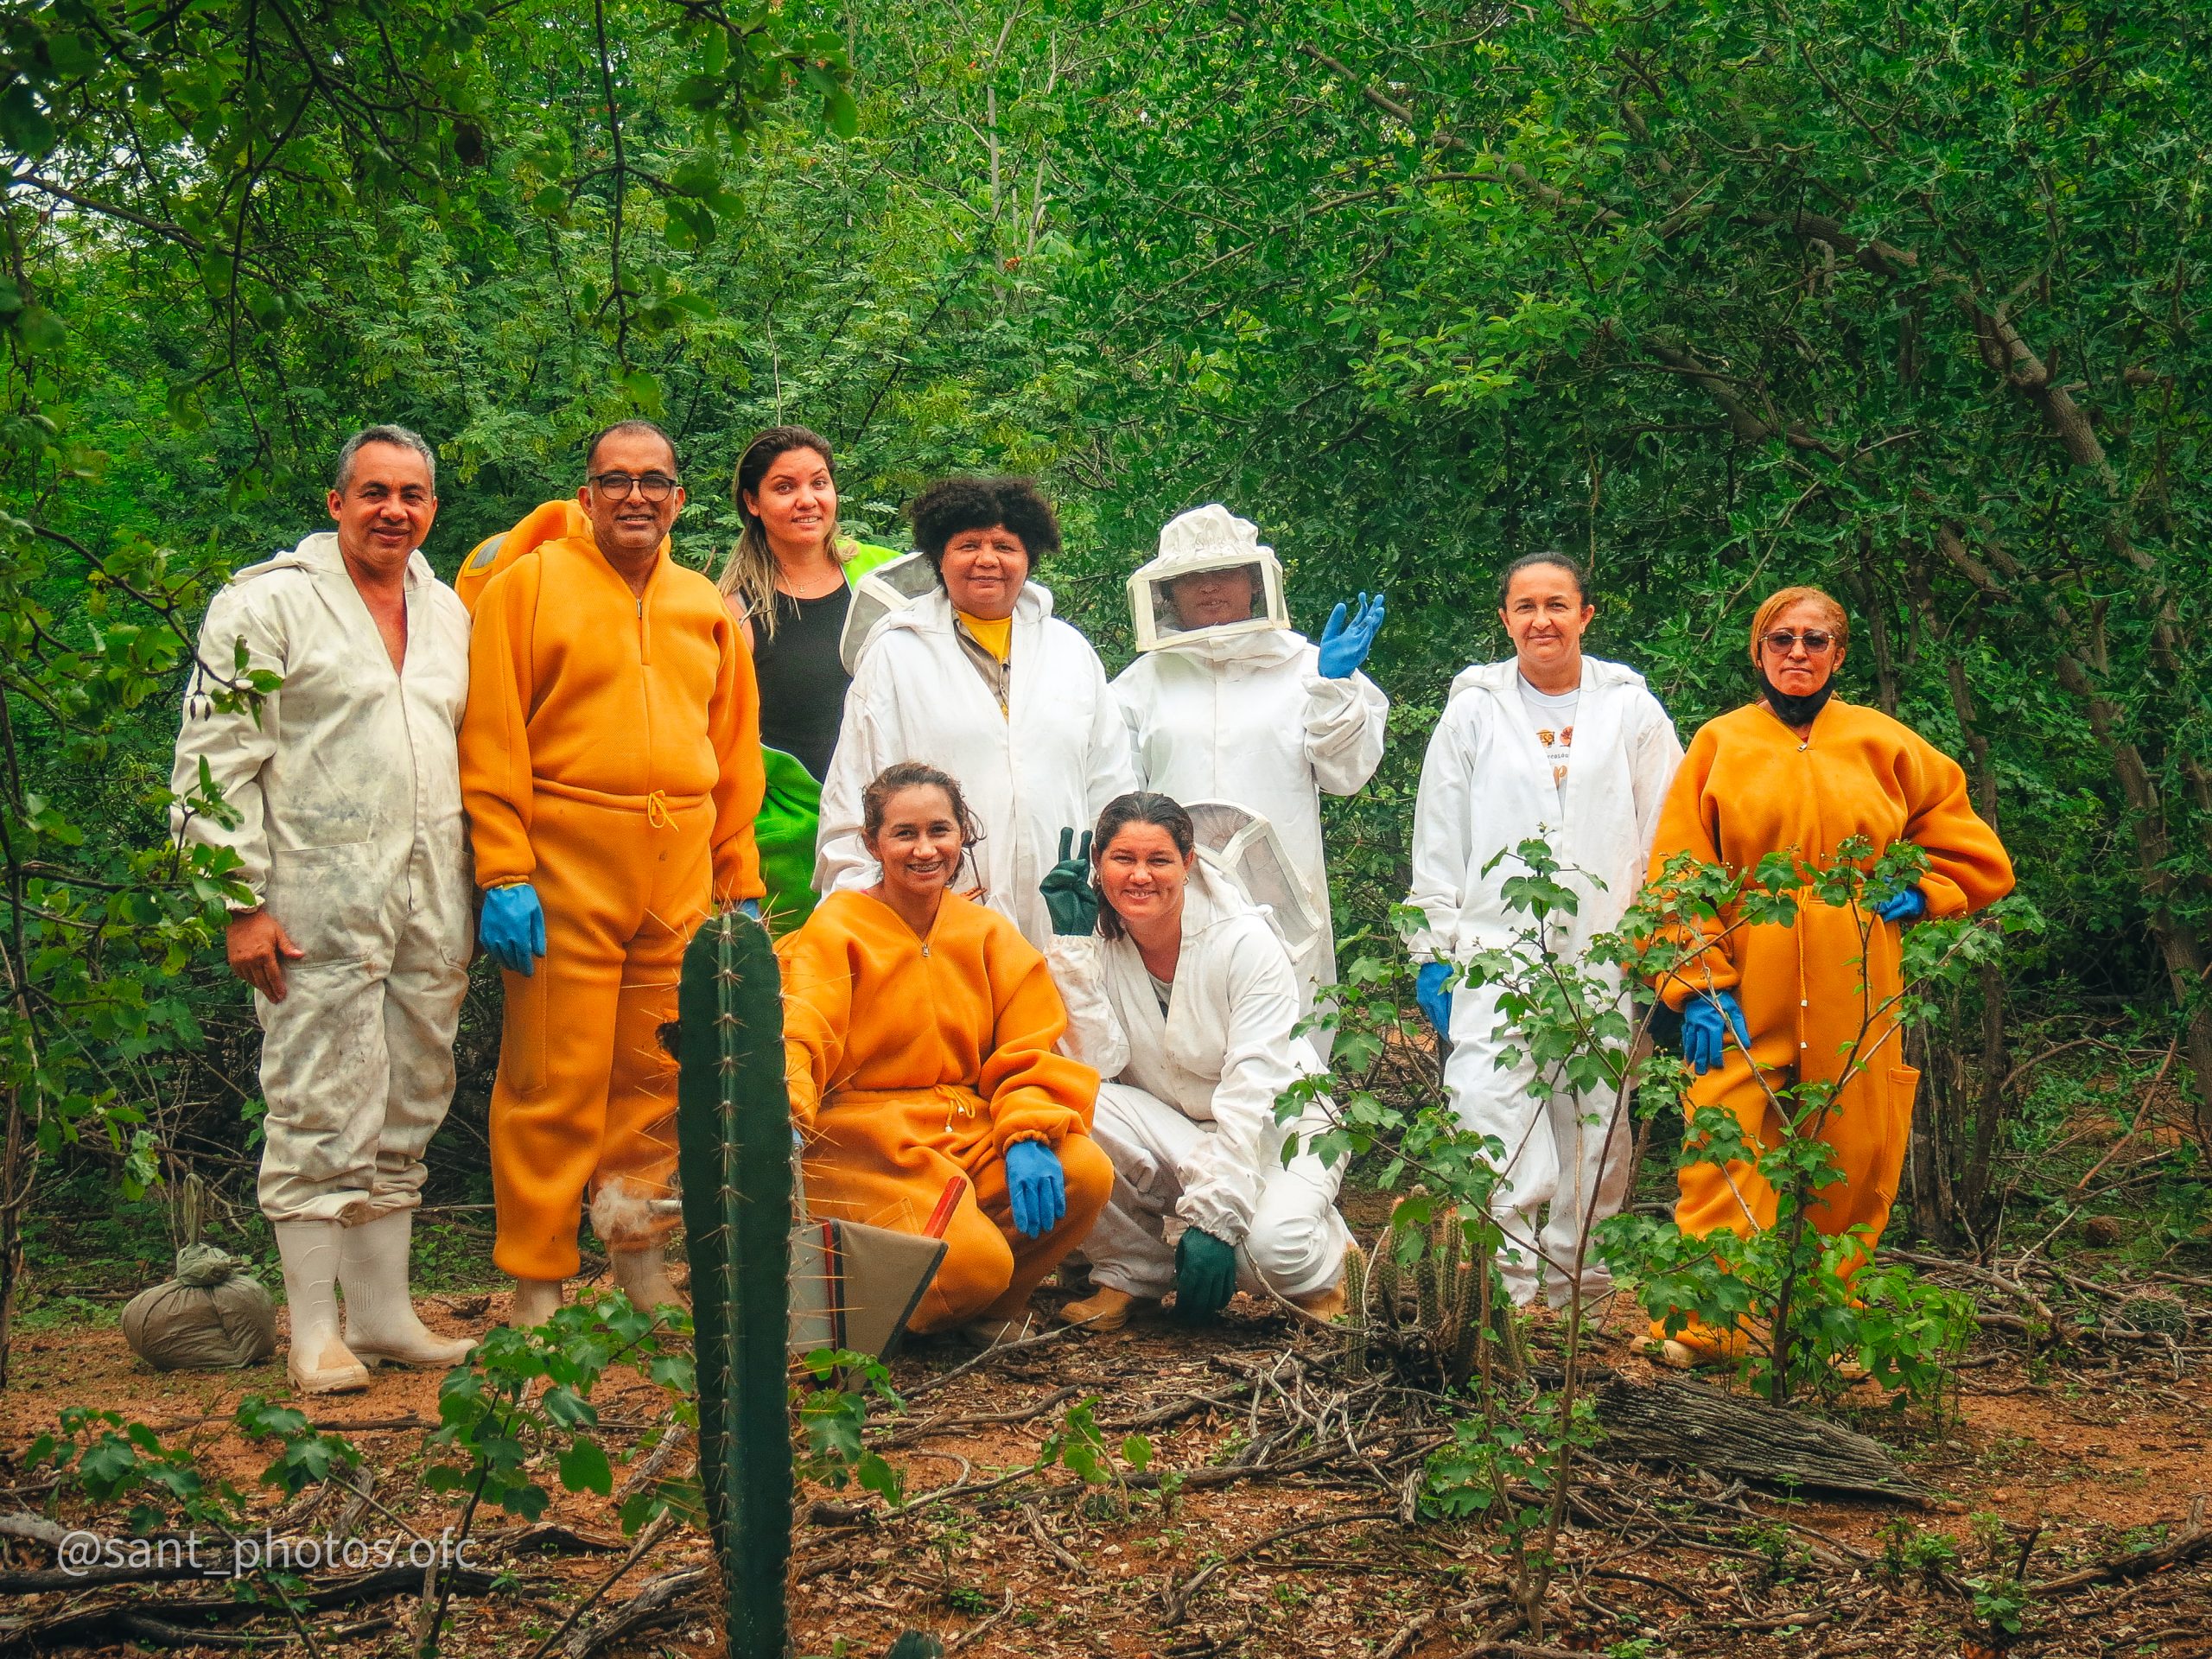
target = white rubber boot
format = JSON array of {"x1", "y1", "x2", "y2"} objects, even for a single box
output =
[
  {"x1": 338, "y1": 1211, "x2": 475, "y2": 1369},
  {"x1": 609, "y1": 1244, "x2": 685, "y2": 1314},
  {"x1": 274, "y1": 1220, "x2": 371, "y2": 1395},
  {"x1": 508, "y1": 1276, "x2": 566, "y2": 1328}
]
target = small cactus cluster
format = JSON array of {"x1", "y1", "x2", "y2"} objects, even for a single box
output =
[
  {"x1": 1343, "y1": 1195, "x2": 1524, "y2": 1389},
  {"x1": 2113, "y1": 1287, "x2": 2190, "y2": 1338}
]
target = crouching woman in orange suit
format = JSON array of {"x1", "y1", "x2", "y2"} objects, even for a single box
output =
[
  {"x1": 778, "y1": 761, "x2": 1115, "y2": 1344},
  {"x1": 1646, "y1": 585, "x2": 2014, "y2": 1366}
]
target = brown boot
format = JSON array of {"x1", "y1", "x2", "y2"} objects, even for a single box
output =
[
  {"x1": 1058, "y1": 1286, "x2": 1143, "y2": 1332},
  {"x1": 1287, "y1": 1240, "x2": 1362, "y2": 1323},
  {"x1": 1290, "y1": 1281, "x2": 1349, "y2": 1321}
]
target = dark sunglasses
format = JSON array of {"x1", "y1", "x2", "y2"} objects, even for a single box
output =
[{"x1": 1762, "y1": 629, "x2": 1837, "y2": 654}]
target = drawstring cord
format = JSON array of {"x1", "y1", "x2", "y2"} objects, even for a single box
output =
[
  {"x1": 645, "y1": 789, "x2": 671, "y2": 829},
  {"x1": 938, "y1": 1082, "x2": 979, "y2": 1133}
]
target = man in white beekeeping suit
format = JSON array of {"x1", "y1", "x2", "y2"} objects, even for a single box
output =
[
  {"x1": 171, "y1": 425, "x2": 476, "y2": 1394},
  {"x1": 1112, "y1": 505, "x2": 1388, "y2": 1041}
]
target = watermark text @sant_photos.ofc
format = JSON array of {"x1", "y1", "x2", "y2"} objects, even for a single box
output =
[{"x1": 56, "y1": 1527, "x2": 483, "y2": 1580}]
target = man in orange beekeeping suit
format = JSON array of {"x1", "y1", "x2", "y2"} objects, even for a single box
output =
[{"x1": 460, "y1": 420, "x2": 766, "y2": 1325}]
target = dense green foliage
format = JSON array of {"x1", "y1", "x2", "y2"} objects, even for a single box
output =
[{"x1": 0, "y1": 0, "x2": 2206, "y2": 1365}]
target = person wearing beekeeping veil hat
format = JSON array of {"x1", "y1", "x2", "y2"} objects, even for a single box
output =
[{"x1": 1111, "y1": 506, "x2": 1388, "y2": 1040}]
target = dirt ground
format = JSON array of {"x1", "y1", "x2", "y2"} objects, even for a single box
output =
[{"x1": 0, "y1": 1210, "x2": 2206, "y2": 1658}]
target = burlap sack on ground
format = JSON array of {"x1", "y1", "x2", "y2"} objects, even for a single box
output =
[{"x1": 122, "y1": 1243, "x2": 277, "y2": 1370}]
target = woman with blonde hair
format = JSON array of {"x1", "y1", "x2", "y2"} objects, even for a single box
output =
[
  {"x1": 1644, "y1": 584, "x2": 2014, "y2": 1364},
  {"x1": 717, "y1": 426, "x2": 899, "y2": 931}
]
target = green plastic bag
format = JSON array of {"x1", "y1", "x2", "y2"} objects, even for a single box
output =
[{"x1": 757, "y1": 746, "x2": 824, "y2": 937}]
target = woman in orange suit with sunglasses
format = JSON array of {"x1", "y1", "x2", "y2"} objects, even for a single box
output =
[{"x1": 1645, "y1": 585, "x2": 2013, "y2": 1366}]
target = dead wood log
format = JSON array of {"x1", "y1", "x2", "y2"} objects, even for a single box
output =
[
  {"x1": 483, "y1": 1522, "x2": 626, "y2": 1557},
  {"x1": 1592, "y1": 1376, "x2": 1926, "y2": 1503}
]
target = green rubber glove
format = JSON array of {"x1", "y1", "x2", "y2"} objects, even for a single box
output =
[
  {"x1": 1039, "y1": 826, "x2": 1098, "y2": 936},
  {"x1": 1174, "y1": 1228, "x2": 1238, "y2": 1321}
]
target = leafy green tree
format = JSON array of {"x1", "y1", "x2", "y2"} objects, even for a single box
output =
[
  {"x1": 0, "y1": 0, "x2": 855, "y2": 1382},
  {"x1": 1035, "y1": 0, "x2": 2212, "y2": 1215}
]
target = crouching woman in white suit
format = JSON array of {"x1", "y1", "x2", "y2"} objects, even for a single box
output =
[
  {"x1": 1048, "y1": 793, "x2": 1355, "y2": 1332},
  {"x1": 1405, "y1": 553, "x2": 1682, "y2": 1308}
]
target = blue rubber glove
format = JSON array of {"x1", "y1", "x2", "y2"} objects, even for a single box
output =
[
  {"x1": 1003, "y1": 1140, "x2": 1066, "y2": 1239},
  {"x1": 1681, "y1": 988, "x2": 1750, "y2": 1076},
  {"x1": 1415, "y1": 961, "x2": 1453, "y2": 1036},
  {"x1": 1174, "y1": 1228, "x2": 1239, "y2": 1320},
  {"x1": 737, "y1": 898, "x2": 761, "y2": 921},
  {"x1": 480, "y1": 884, "x2": 546, "y2": 976},
  {"x1": 1874, "y1": 884, "x2": 1927, "y2": 924},
  {"x1": 1316, "y1": 593, "x2": 1385, "y2": 679}
]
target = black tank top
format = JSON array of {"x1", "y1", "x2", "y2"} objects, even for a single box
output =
[{"x1": 753, "y1": 585, "x2": 854, "y2": 783}]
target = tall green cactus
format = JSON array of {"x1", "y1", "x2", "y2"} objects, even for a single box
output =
[{"x1": 675, "y1": 911, "x2": 791, "y2": 1659}]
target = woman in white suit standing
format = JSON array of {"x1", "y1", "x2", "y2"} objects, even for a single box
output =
[{"x1": 1405, "y1": 553, "x2": 1681, "y2": 1308}]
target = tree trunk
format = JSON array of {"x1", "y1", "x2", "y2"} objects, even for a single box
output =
[
  {"x1": 0, "y1": 1083, "x2": 21, "y2": 1389},
  {"x1": 1930, "y1": 524, "x2": 2212, "y2": 1154}
]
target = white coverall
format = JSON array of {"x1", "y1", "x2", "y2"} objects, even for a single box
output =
[
  {"x1": 1113, "y1": 631, "x2": 1388, "y2": 1018},
  {"x1": 817, "y1": 584, "x2": 1138, "y2": 950},
  {"x1": 1058, "y1": 862, "x2": 1353, "y2": 1301},
  {"x1": 170, "y1": 532, "x2": 473, "y2": 1224},
  {"x1": 1406, "y1": 656, "x2": 1681, "y2": 1304}
]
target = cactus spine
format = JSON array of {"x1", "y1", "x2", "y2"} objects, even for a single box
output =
[{"x1": 674, "y1": 912, "x2": 791, "y2": 1659}]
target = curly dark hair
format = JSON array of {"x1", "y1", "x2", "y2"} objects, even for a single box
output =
[{"x1": 907, "y1": 475, "x2": 1061, "y2": 576}]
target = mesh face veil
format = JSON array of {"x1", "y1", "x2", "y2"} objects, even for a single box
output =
[
  {"x1": 1128, "y1": 504, "x2": 1289, "y2": 652},
  {"x1": 838, "y1": 550, "x2": 943, "y2": 672},
  {"x1": 1182, "y1": 799, "x2": 1324, "y2": 976}
]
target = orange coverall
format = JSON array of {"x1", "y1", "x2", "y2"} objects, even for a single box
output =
[
  {"x1": 461, "y1": 518, "x2": 766, "y2": 1281},
  {"x1": 779, "y1": 889, "x2": 1113, "y2": 1333},
  {"x1": 1649, "y1": 698, "x2": 2014, "y2": 1337}
]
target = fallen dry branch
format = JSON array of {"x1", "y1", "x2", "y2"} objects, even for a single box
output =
[
  {"x1": 483, "y1": 1521, "x2": 627, "y2": 1558},
  {"x1": 612, "y1": 1421, "x2": 692, "y2": 1502},
  {"x1": 561, "y1": 1565, "x2": 709, "y2": 1659},
  {"x1": 2028, "y1": 1498, "x2": 2211, "y2": 1597},
  {"x1": 1376, "y1": 1592, "x2": 1512, "y2": 1659},
  {"x1": 1157, "y1": 1506, "x2": 1395, "y2": 1624},
  {"x1": 898, "y1": 1322, "x2": 1091, "y2": 1402},
  {"x1": 522, "y1": 1510, "x2": 677, "y2": 1659},
  {"x1": 1022, "y1": 1502, "x2": 1082, "y2": 1572},
  {"x1": 0, "y1": 1563, "x2": 511, "y2": 1654},
  {"x1": 877, "y1": 1384, "x2": 1081, "y2": 1447}
]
